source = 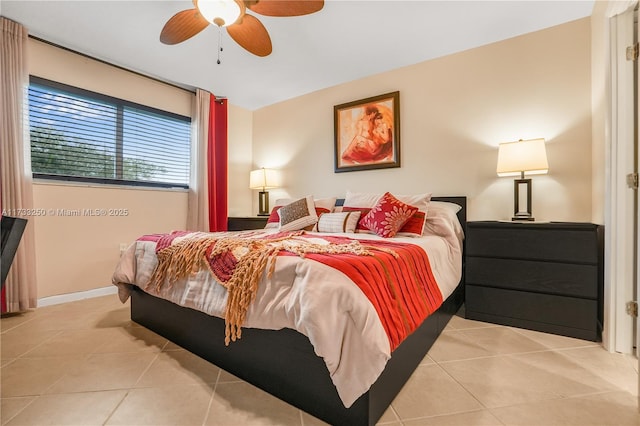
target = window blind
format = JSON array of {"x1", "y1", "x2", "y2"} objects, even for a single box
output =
[{"x1": 28, "y1": 76, "x2": 191, "y2": 188}]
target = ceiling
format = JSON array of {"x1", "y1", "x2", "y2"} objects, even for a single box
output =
[{"x1": 1, "y1": 0, "x2": 594, "y2": 111}]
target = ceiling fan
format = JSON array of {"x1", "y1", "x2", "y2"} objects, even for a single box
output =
[{"x1": 160, "y1": 0, "x2": 324, "y2": 57}]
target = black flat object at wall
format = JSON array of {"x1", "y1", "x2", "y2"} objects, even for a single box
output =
[{"x1": 1, "y1": 216, "x2": 27, "y2": 287}]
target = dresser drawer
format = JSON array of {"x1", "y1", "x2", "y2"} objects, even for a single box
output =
[
  {"x1": 466, "y1": 257, "x2": 598, "y2": 299},
  {"x1": 466, "y1": 285, "x2": 599, "y2": 339},
  {"x1": 466, "y1": 225, "x2": 599, "y2": 263}
]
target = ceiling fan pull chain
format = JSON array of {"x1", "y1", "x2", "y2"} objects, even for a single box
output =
[{"x1": 217, "y1": 26, "x2": 223, "y2": 64}]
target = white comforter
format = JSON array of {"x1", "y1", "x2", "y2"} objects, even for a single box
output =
[{"x1": 112, "y1": 230, "x2": 462, "y2": 407}]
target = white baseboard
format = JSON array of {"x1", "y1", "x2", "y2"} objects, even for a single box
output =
[{"x1": 37, "y1": 286, "x2": 118, "y2": 307}]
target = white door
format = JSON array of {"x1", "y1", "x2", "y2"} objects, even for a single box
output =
[
  {"x1": 604, "y1": 1, "x2": 638, "y2": 402},
  {"x1": 635, "y1": 7, "x2": 639, "y2": 402},
  {"x1": 609, "y1": 6, "x2": 636, "y2": 355}
]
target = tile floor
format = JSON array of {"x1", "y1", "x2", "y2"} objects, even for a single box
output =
[{"x1": 1, "y1": 295, "x2": 639, "y2": 426}]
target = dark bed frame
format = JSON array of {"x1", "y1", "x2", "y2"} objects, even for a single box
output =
[{"x1": 130, "y1": 196, "x2": 466, "y2": 426}]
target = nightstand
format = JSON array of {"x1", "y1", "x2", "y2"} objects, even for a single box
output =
[
  {"x1": 227, "y1": 216, "x2": 269, "y2": 231},
  {"x1": 465, "y1": 221, "x2": 604, "y2": 341}
]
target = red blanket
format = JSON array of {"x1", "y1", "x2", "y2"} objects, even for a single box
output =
[{"x1": 285, "y1": 236, "x2": 443, "y2": 351}]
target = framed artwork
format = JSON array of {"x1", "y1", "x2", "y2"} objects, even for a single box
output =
[{"x1": 334, "y1": 91, "x2": 400, "y2": 173}]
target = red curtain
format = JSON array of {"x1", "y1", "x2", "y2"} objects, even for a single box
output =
[
  {"x1": 207, "y1": 95, "x2": 228, "y2": 232},
  {"x1": 1, "y1": 281, "x2": 5, "y2": 313}
]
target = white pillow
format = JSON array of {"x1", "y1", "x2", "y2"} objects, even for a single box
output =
[
  {"x1": 343, "y1": 190, "x2": 381, "y2": 208},
  {"x1": 278, "y1": 196, "x2": 319, "y2": 232},
  {"x1": 429, "y1": 200, "x2": 462, "y2": 215},
  {"x1": 343, "y1": 190, "x2": 431, "y2": 212},
  {"x1": 424, "y1": 201, "x2": 464, "y2": 240},
  {"x1": 313, "y1": 197, "x2": 338, "y2": 212},
  {"x1": 275, "y1": 197, "x2": 336, "y2": 211},
  {"x1": 314, "y1": 211, "x2": 361, "y2": 233}
]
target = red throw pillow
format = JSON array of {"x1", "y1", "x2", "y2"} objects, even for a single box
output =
[
  {"x1": 360, "y1": 192, "x2": 418, "y2": 238},
  {"x1": 266, "y1": 205, "x2": 283, "y2": 226},
  {"x1": 397, "y1": 210, "x2": 427, "y2": 237}
]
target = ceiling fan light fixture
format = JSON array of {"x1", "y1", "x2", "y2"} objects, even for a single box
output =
[{"x1": 195, "y1": 0, "x2": 243, "y2": 27}]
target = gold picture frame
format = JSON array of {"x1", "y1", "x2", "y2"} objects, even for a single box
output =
[{"x1": 334, "y1": 91, "x2": 400, "y2": 173}]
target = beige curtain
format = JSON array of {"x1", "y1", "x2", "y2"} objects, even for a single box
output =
[
  {"x1": 1, "y1": 17, "x2": 37, "y2": 311},
  {"x1": 186, "y1": 89, "x2": 211, "y2": 231}
]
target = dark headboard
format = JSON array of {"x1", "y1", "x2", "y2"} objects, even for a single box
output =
[{"x1": 335, "y1": 196, "x2": 467, "y2": 235}]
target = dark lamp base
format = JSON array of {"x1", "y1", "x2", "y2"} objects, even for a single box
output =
[
  {"x1": 512, "y1": 215, "x2": 535, "y2": 221},
  {"x1": 258, "y1": 191, "x2": 270, "y2": 216},
  {"x1": 513, "y1": 177, "x2": 533, "y2": 221}
]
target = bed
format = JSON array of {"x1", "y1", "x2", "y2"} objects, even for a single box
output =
[{"x1": 112, "y1": 195, "x2": 466, "y2": 426}]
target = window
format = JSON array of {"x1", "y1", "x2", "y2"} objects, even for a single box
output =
[{"x1": 28, "y1": 76, "x2": 191, "y2": 188}]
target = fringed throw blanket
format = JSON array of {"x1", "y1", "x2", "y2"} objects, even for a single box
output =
[
  {"x1": 143, "y1": 230, "x2": 442, "y2": 350},
  {"x1": 145, "y1": 231, "x2": 387, "y2": 345}
]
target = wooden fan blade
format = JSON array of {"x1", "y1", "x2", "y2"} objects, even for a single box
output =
[
  {"x1": 245, "y1": 0, "x2": 324, "y2": 17},
  {"x1": 160, "y1": 8, "x2": 209, "y2": 45},
  {"x1": 227, "y1": 14, "x2": 272, "y2": 57}
]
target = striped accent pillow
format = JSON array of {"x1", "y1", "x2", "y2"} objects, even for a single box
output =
[
  {"x1": 341, "y1": 207, "x2": 372, "y2": 232},
  {"x1": 315, "y1": 211, "x2": 361, "y2": 233}
]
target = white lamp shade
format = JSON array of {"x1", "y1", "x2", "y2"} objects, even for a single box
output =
[
  {"x1": 195, "y1": 0, "x2": 242, "y2": 27},
  {"x1": 249, "y1": 168, "x2": 279, "y2": 190},
  {"x1": 497, "y1": 138, "x2": 549, "y2": 177}
]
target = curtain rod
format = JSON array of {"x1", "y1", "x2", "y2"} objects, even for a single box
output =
[{"x1": 28, "y1": 35, "x2": 196, "y2": 95}]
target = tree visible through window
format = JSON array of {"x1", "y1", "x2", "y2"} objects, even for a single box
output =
[{"x1": 28, "y1": 77, "x2": 191, "y2": 188}]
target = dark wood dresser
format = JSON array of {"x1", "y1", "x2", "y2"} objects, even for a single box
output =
[
  {"x1": 227, "y1": 216, "x2": 268, "y2": 231},
  {"x1": 465, "y1": 221, "x2": 604, "y2": 341}
]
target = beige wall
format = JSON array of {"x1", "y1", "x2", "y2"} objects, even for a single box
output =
[
  {"x1": 590, "y1": 2, "x2": 607, "y2": 225},
  {"x1": 250, "y1": 18, "x2": 593, "y2": 222},
  {"x1": 29, "y1": 39, "x2": 192, "y2": 117},
  {"x1": 28, "y1": 39, "x2": 192, "y2": 298},
  {"x1": 227, "y1": 104, "x2": 254, "y2": 216},
  {"x1": 31, "y1": 184, "x2": 187, "y2": 296}
]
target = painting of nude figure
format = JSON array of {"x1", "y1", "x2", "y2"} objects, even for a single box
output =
[{"x1": 334, "y1": 91, "x2": 400, "y2": 173}]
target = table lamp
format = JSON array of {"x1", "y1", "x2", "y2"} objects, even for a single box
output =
[
  {"x1": 249, "y1": 168, "x2": 279, "y2": 216},
  {"x1": 497, "y1": 138, "x2": 548, "y2": 221}
]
